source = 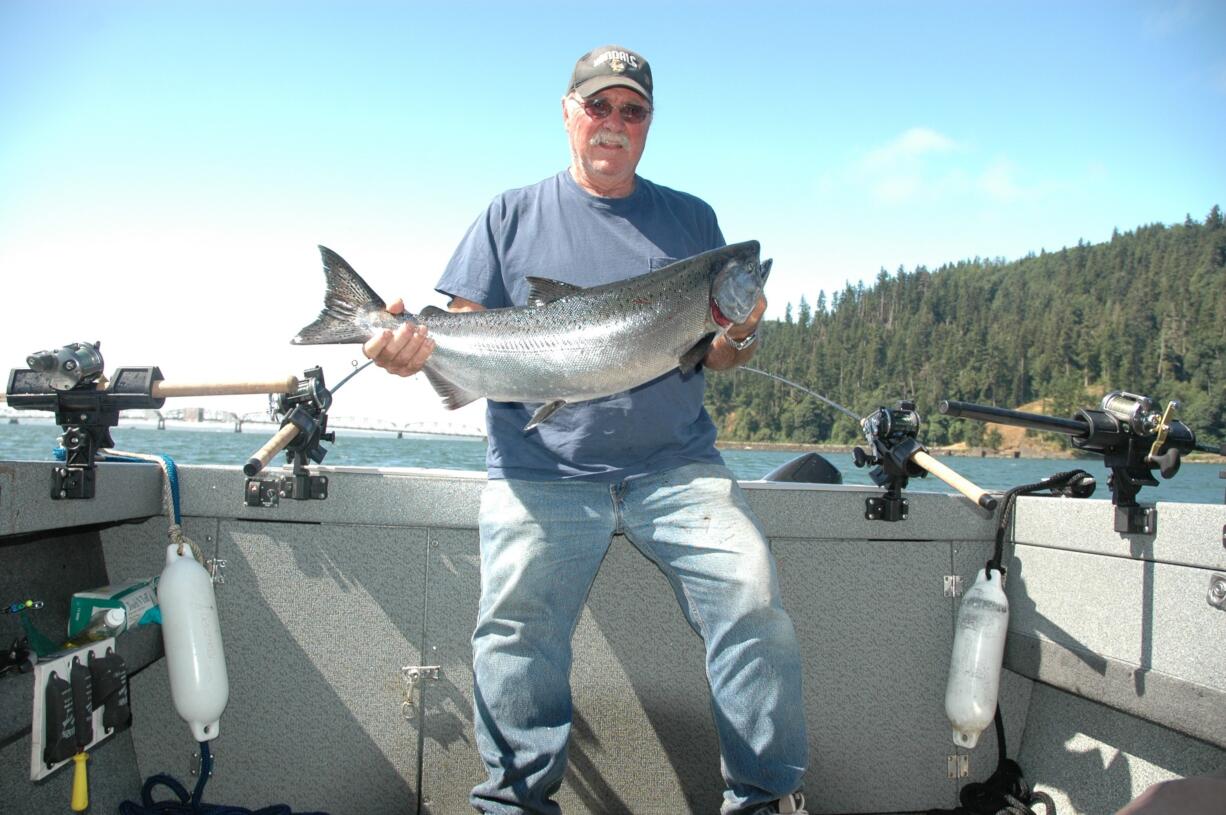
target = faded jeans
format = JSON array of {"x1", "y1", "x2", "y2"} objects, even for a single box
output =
[{"x1": 470, "y1": 463, "x2": 807, "y2": 814}]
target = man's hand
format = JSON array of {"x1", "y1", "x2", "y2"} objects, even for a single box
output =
[
  {"x1": 363, "y1": 299, "x2": 435, "y2": 377},
  {"x1": 704, "y1": 294, "x2": 767, "y2": 371}
]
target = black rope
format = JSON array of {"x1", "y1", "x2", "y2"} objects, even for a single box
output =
[
  {"x1": 989, "y1": 469, "x2": 1095, "y2": 574},
  {"x1": 926, "y1": 469, "x2": 1093, "y2": 815},
  {"x1": 119, "y1": 740, "x2": 331, "y2": 815},
  {"x1": 926, "y1": 708, "x2": 1057, "y2": 815}
]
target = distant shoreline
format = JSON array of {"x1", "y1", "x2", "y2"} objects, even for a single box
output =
[
  {"x1": 715, "y1": 439, "x2": 1224, "y2": 463},
  {"x1": 715, "y1": 439, "x2": 1075, "y2": 459},
  {"x1": 5, "y1": 416, "x2": 1220, "y2": 462}
]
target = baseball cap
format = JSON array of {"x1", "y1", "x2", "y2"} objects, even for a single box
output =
[{"x1": 568, "y1": 45, "x2": 653, "y2": 104}]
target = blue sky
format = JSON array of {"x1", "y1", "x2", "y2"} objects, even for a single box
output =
[{"x1": 2, "y1": 1, "x2": 1223, "y2": 428}]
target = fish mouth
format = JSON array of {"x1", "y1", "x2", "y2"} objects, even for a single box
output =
[
  {"x1": 710, "y1": 297, "x2": 735, "y2": 328},
  {"x1": 710, "y1": 256, "x2": 764, "y2": 326}
]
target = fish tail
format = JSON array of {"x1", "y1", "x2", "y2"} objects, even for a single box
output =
[{"x1": 292, "y1": 246, "x2": 388, "y2": 345}]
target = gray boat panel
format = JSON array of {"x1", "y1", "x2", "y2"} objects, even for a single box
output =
[
  {"x1": 2, "y1": 459, "x2": 1223, "y2": 814},
  {"x1": 0, "y1": 459, "x2": 165, "y2": 537},
  {"x1": 129, "y1": 520, "x2": 430, "y2": 814},
  {"x1": 1017, "y1": 682, "x2": 1226, "y2": 814},
  {"x1": 1005, "y1": 495, "x2": 1226, "y2": 747}
]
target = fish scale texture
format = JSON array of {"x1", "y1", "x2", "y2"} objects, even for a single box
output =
[{"x1": 421, "y1": 261, "x2": 719, "y2": 404}]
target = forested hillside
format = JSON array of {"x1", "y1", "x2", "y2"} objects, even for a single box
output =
[{"x1": 708, "y1": 206, "x2": 1225, "y2": 447}]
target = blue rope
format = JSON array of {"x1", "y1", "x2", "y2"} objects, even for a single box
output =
[
  {"x1": 119, "y1": 740, "x2": 331, "y2": 815},
  {"x1": 160, "y1": 453, "x2": 182, "y2": 525},
  {"x1": 53, "y1": 448, "x2": 183, "y2": 525}
]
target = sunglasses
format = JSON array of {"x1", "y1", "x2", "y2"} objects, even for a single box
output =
[{"x1": 580, "y1": 96, "x2": 652, "y2": 125}]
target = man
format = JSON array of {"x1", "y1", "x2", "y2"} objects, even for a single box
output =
[{"x1": 365, "y1": 45, "x2": 808, "y2": 815}]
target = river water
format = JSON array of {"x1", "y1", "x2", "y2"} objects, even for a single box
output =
[{"x1": 1, "y1": 420, "x2": 1222, "y2": 504}]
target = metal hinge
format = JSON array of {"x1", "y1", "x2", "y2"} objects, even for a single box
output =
[
  {"x1": 944, "y1": 576, "x2": 963, "y2": 598},
  {"x1": 948, "y1": 754, "x2": 969, "y2": 778},
  {"x1": 400, "y1": 664, "x2": 440, "y2": 720},
  {"x1": 208, "y1": 559, "x2": 227, "y2": 585}
]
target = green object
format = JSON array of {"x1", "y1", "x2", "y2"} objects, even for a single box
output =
[
  {"x1": 67, "y1": 578, "x2": 158, "y2": 639},
  {"x1": 18, "y1": 611, "x2": 59, "y2": 657}
]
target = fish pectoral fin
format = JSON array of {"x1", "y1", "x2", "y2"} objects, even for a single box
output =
[
  {"x1": 418, "y1": 305, "x2": 448, "y2": 318},
  {"x1": 422, "y1": 367, "x2": 481, "y2": 410},
  {"x1": 760, "y1": 258, "x2": 773, "y2": 284},
  {"x1": 523, "y1": 400, "x2": 567, "y2": 432},
  {"x1": 678, "y1": 333, "x2": 716, "y2": 376},
  {"x1": 525, "y1": 277, "x2": 584, "y2": 307}
]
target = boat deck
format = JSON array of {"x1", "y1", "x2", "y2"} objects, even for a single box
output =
[{"x1": 1, "y1": 460, "x2": 1223, "y2": 813}]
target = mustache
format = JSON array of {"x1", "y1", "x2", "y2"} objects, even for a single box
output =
[{"x1": 589, "y1": 131, "x2": 631, "y2": 149}]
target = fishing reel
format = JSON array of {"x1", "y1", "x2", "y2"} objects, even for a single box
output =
[
  {"x1": 25, "y1": 342, "x2": 105, "y2": 392},
  {"x1": 274, "y1": 366, "x2": 335, "y2": 470},
  {"x1": 6, "y1": 342, "x2": 165, "y2": 499},
  {"x1": 854, "y1": 401, "x2": 928, "y2": 521},
  {"x1": 243, "y1": 367, "x2": 334, "y2": 506},
  {"x1": 941, "y1": 390, "x2": 1216, "y2": 534}
]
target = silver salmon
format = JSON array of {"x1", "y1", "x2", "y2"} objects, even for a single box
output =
[{"x1": 292, "y1": 242, "x2": 771, "y2": 430}]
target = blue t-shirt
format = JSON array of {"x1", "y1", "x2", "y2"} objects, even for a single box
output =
[{"x1": 435, "y1": 169, "x2": 727, "y2": 482}]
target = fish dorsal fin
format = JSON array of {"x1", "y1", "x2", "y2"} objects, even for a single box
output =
[
  {"x1": 525, "y1": 277, "x2": 583, "y2": 307},
  {"x1": 678, "y1": 333, "x2": 716, "y2": 376},
  {"x1": 421, "y1": 366, "x2": 481, "y2": 411},
  {"x1": 523, "y1": 399, "x2": 567, "y2": 432},
  {"x1": 418, "y1": 305, "x2": 449, "y2": 318}
]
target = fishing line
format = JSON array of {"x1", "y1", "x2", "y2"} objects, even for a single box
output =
[
  {"x1": 739, "y1": 366, "x2": 862, "y2": 423},
  {"x1": 331, "y1": 359, "x2": 374, "y2": 394}
]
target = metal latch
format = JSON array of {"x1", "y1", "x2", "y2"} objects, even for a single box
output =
[
  {"x1": 947, "y1": 754, "x2": 969, "y2": 778},
  {"x1": 400, "y1": 664, "x2": 440, "y2": 720},
  {"x1": 944, "y1": 576, "x2": 963, "y2": 598}
]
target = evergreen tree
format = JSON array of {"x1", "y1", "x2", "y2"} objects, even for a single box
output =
[{"x1": 710, "y1": 209, "x2": 1226, "y2": 447}]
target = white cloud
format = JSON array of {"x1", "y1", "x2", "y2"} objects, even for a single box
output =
[
  {"x1": 862, "y1": 127, "x2": 959, "y2": 170},
  {"x1": 851, "y1": 128, "x2": 1049, "y2": 208},
  {"x1": 856, "y1": 127, "x2": 962, "y2": 204},
  {"x1": 978, "y1": 159, "x2": 1024, "y2": 203}
]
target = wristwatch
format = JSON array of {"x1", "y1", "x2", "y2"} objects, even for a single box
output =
[{"x1": 726, "y1": 331, "x2": 758, "y2": 351}]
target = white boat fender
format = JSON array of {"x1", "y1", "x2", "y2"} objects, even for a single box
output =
[
  {"x1": 944, "y1": 565, "x2": 1009, "y2": 749},
  {"x1": 159, "y1": 543, "x2": 229, "y2": 742}
]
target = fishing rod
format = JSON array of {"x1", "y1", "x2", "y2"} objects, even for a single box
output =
[
  {"x1": 740, "y1": 367, "x2": 861, "y2": 423},
  {"x1": 941, "y1": 391, "x2": 1221, "y2": 533},
  {"x1": 3, "y1": 341, "x2": 343, "y2": 501},
  {"x1": 2, "y1": 343, "x2": 303, "y2": 404},
  {"x1": 739, "y1": 367, "x2": 998, "y2": 516},
  {"x1": 241, "y1": 360, "x2": 373, "y2": 484}
]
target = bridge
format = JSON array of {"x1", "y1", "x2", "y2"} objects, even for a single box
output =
[{"x1": 0, "y1": 405, "x2": 485, "y2": 438}]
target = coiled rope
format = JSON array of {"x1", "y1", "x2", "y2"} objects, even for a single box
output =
[{"x1": 118, "y1": 739, "x2": 330, "y2": 815}]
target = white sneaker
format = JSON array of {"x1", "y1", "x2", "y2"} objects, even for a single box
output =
[{"x1": 776, "y1": 792, "x2": 807, "y2": 814}]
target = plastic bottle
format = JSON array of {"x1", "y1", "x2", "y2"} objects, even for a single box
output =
[
  {"x1": 944, "y1": 566, "x2": 1009, "y2": 748},
  {"x1": 81, "y1": 608, "x2": 126, "y2": 641},
  {"x1": 159, "y1": 544, "x2": 229, "y2": 742}
]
